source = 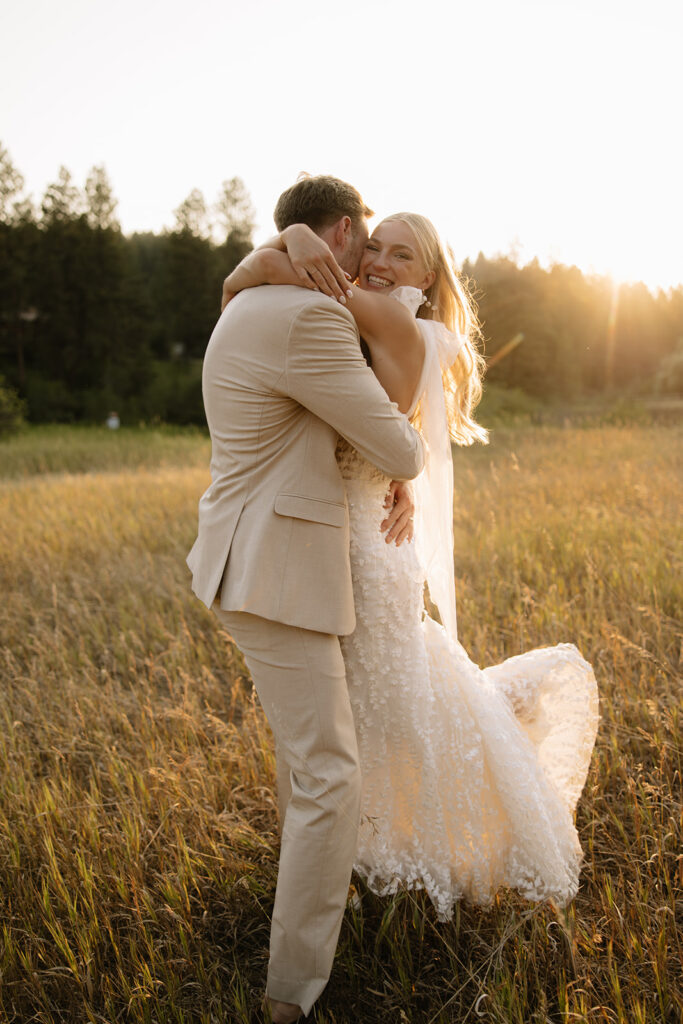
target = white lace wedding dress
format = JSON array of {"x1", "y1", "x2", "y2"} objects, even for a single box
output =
[{"x1": 337, "y1": 297, "x2": 599, "y2": 921}]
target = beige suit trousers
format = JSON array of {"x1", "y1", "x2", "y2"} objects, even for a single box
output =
[{"x1": 215, "y1": 608, "x2": 361, "y2": 1016}]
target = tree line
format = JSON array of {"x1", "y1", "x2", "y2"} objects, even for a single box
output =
[
  {"x1": 466, "y1": 254, "x2": 683, "y2": 402},
  {"x1": 0, "y1": 142, "x2": 681, "y2": 428},
  {"x1": 0, "y1": 144, "x2": 254, "y2": 425}
]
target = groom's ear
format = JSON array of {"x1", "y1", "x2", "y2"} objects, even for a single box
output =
[{"x1": 333, "y1": 216, "x2": 353, "y2": 249}]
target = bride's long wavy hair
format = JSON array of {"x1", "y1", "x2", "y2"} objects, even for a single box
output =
[{"x1": 381, "y1": 213, "x2": 488, "y2": 446}]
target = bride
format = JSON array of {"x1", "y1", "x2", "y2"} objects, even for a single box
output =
[{"x1": 222, "y1": 213, "x2": 600, "y2": 919}]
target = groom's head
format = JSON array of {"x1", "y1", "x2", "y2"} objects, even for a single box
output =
[{"x1": 274, "y1": 174, "x2": 373, "y2": 278}]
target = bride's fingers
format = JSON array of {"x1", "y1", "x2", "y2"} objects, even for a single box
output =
[
  {"x1": 301, "y1": 265, "x2": 333, "y2": 296},
  {"x1": 308, "y1": 263, "x2": 347, "y2": 302},
  {"x1": 386, "y1": 511, "x2": 414, "y2": 546},
  {"x1": 381, "y1": 482, "x2": 414, "y2": 535},
  {"x1": 292, "y1": 264, "x2": 317, "y2": 289},
  {"x1": 381, "y1": 506, "x2": 413, "y2": 544},
  {"x1": 310, "y1": 253, "x2": 353, "y2": 299},
  {"x1": 393, "y1": 519, "x2": 414, "y2": 546},
  {"x1": 331, "y1": 260, "x2": 355, "y2": 299}
]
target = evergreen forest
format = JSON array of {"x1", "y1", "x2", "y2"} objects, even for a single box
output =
[{"x1": 1, "y1": 143, "x2": 681, "y2": 428}]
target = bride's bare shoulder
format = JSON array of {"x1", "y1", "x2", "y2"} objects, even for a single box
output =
[{"x1": 346, "y1": 287, "x2": 422, "y2": 353}]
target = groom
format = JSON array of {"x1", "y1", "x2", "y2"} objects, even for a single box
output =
[{"x1": 187, "y1": 175, "x2": 425, "y2": 1021}]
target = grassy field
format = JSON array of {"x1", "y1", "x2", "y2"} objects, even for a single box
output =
[{"x1": 0, "y1": 424, "x2": 680, "y2": 1024}]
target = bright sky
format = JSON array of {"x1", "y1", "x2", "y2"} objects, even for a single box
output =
[{"x1": 2, "y1": 0, "x2": 682, "y2": 289}]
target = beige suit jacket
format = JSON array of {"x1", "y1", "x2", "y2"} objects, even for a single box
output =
[{"x1": 187, "y1": 284, "x2": 425, "y2": 635}]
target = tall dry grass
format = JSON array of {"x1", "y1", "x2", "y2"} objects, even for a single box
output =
[{"x1": 0, "y1": 424, "x2": 680, "y2": 1023}]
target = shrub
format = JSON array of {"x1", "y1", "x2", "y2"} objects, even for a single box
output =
[
  {"x1": 0, "y1": 376, "x2": 26, "y2": 437},
  {"x1": 139, "y1": 359, "x2": 204, "y2": 425},
  {"x1": 477, "y1": 383, "x2": 544, "y2": 426},
  {"x1": 22, "y1": 374, "x2": 80, "y2": 423},
  {"x1": 598, "y1": 397, "x2": 653, "y2": 427}
]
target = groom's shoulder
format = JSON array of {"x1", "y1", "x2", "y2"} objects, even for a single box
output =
[
  {"x1": 220, "y1": 286, "x2": 357, "y2": 348},
  {"x1": 244, "y1": 284, "x2": 354, "y2": 324}
]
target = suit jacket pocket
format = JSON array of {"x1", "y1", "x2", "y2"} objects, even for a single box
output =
[{"x1": 274, "y1": 493, "x2": 346, "y2": 528}]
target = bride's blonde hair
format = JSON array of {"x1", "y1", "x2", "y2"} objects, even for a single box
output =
[{"x1": 381, "y1": 212, "x2": 488, "y2": 446}]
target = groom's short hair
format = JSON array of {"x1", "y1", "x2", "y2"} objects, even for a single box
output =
[{"x1": 274, "y1": 174, "x2": 373, "y2": 234}]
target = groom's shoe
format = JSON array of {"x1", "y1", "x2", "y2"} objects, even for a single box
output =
[{"x1": 263, "y1": 997, "x2": 303, "y2": 1023}]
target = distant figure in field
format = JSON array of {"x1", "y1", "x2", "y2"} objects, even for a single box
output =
[
  {"x1": 105, "y1": 411, "x2": 120, "y2": 430},
  {"x1": 205, "y1": 175, "x2": 600, "y2": 1021}
]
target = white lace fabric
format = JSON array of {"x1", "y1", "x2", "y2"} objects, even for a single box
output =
[{"x1": 334, "y1": 290, "x2": 599, "y2": 918}]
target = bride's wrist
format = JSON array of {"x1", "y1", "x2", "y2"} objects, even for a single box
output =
[
  {"x1": 225, "y1": 251, "x2": 265, "y2": 293},
  {"x1": 280, "y1": 223, "x2": 315, "y2": 251}
]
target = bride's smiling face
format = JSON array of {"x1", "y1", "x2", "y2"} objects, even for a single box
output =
[{"x1": 359, "y1": 220, "x2": 436, "y2": 294}]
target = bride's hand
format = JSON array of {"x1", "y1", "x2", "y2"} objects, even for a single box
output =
[
  {"x1": 380, "y1": 481, "x2": 415, "y2": 546},
  {"x1": 281, "y1": 224, "x2": 353, "y2": 303}
]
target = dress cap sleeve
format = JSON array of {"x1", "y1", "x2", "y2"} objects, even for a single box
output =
[{"x1": 389, "y1": 286, "x2": 425, "y2": 316}]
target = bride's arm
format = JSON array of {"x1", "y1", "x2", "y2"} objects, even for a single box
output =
[
  {"x1": 344, "y1": 286, "x2": 424, "y2": 414},
  {"x1": 222, "y1": 225, "x2": 351, "y2": 309},
  {"x1": 257, "y1": 226, "x2": 352, "y2": 299},
  {"x1": 221, "y1": 248, "x2": 306, "y2": 308},
  {"x1": 223, "y1": 226, "x2": 424, "y2": 414}
]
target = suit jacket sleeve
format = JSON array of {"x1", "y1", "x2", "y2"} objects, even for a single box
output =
[{"x1": 284, "y1": 299, "x2": 425, "y2": 480}]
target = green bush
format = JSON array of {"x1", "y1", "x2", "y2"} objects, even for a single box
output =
[
  {"x1": 19, "y1": 362, "x2": 205, "y2": 428},
  {"x1": 598, "y1": 397, "x2": 653, "y2": 427},
  {"x1": 138, "y1": 359, "x2": 204, "y2": 425},
  {"x1": 477, "y1": 383, "x2": 544, "y2": 426},
  {"x1": 22, "y1": 374, "x2": 80, "y2": 423},
  {"x1": 0, "y1": 376, "x2": 26, "y2": 437}
]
